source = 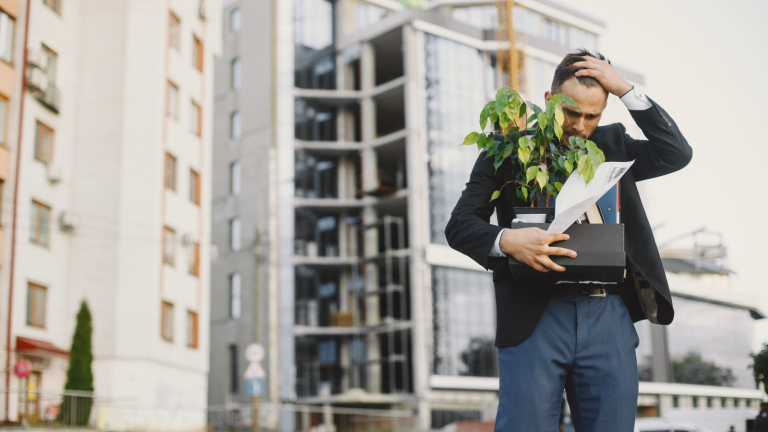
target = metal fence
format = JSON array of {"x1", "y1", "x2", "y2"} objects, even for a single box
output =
[{"x1": 0, "y1": 388, "x2": 96, "y2": 427}]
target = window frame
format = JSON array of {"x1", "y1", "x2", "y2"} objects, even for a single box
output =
[
  {"x1": 188, "y1": 242, "x2": 200, "y2": 276},
  {"x1": 190, "y1": 99, "x2": 202, "y2": 136},
  {"x1": 43, "y1": 0, "x2": 61, "y2": 14},
  {"x1": 229, "y1": 273, "x2": 241, "y2": 319},
  {"x1": 163, "y1": 225, "x2": 176, "y2": 266},
  {"x1": 229, "y1": 161, "x2": 241, "y2": 196},
  {"x1": 192, "y1": 34, "x2": 204, "y2": 72},
  {"x1": 26, "y1": 282, "x2": 47, "y2": 328},
  {"x1": 187, "y1": 310, "x2": 199, "y2": 348},
  {"x1": 0, "y1": 95, "x2": 9, "y2": 146},
  {"x1": 189, "y1": 168, "x2": 200, "y2": 205},
  {"x1": 0, "y1": 10, "x2": 15, "y2": 64},
  {"x1": 168, "y1": 12, "x2": 181, "y2": 51},
  {"x1": 161, "y1": 300, "x2": 174, "y2": 342},
  {"x1": 230, "y1": 8, "x2": 242, "y2": 33},
  {"x1": 231, "y1": 58, "x2": 241, "y2": 90},
  {"x1": 30, "y1": 199, "x2": 51, "y2": 246},
  {"x1": 34, "y1": 120, "x2": 54, "y2": 164},
  {"x1": 167, "y1": 80, "x2": 179, "y2": 120},
  {"x1": 229, "y1": 217, "x2": 241, "y2": 251},
  {"x1": 230, "y1": 111, "x2": 241, "y2": 139},
  {"x1": 165, "y1": 152, "x2": 177, "y2": 191}
]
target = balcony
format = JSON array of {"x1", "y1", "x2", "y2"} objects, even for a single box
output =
[{"x1": 27, "y1": 60, "x2": 60, "y2": 114}]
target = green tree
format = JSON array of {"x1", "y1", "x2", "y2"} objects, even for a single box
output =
[
  {"x1": 673, "y1": 351, "x2": 734, "y2": 387},
  {"x1": 58, "y1": 301, "x2": 94, "y2": 426},
  {"x1": 750, "y1": 343, "x2": 768, "y2": 395}
]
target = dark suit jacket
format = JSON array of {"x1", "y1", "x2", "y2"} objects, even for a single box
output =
[{"x1": 445, "y1": 98, "x2": 693, "y2": 347}]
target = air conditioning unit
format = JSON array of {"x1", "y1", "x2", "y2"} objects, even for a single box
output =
[
  {"x1": 198, "y1": 2, "x2": 206, "y2": 20},
  {"x1": 58, "y1": 211, "x2": 74, "y2": 232},
  {"x1": 181, "y1": 233, "x2": 195, "y2": 247},
  {"x1": 46, "y1": 164, "x2": 62, "y2": 183}
]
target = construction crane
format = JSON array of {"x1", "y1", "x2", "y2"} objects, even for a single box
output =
[{"x1": 495, "y1": 0, "x2": 525, "y2": 93}]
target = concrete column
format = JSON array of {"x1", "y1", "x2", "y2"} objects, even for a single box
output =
[{"x1": 403, "y1": 24, "x2": 432, "y2": 431}]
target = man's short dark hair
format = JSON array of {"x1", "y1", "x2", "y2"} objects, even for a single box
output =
[{"x1": 551, "y1": 48, "x2": 610, "y2": 94}]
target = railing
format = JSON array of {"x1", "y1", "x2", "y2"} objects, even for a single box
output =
[
  {"x1": 207, "y1": 402, "x2": 416, "y2": 432},
  {"x1": 1, "y1": 388, "x2": 96, "y2": 427}
]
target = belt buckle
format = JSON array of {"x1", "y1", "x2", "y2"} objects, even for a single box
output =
[{"x1": 588, "y1": 286, "x2": 607, "y2": 297}]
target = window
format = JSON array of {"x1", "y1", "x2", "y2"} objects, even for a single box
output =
[
  {"x1": 43, "y1": 0, "x2": 61, "y2": 14},
  {"x1": 30, "y1": 200, "x2": 50, "y2": 246},
  {"x1": 231, "y1": 58, "x2": 241, "y2": 90},
  {"x1": 229, "y1": 273, "x2": 241, "y2": 319},
  {"x1": 229, "y1": 161, "x2": 241, "y2": 195},
  {"x1": 165, "y1": 152, "x2": 177, "y2": 191},
  {"x1": 188, "y1": 242, "x2": 200, "y2": 276},
  {"x1": 161, "y1": 301, "x2": 174, "y2": 341},
  {"x1": 229, "y1": 217, "x2": 240, "y2": 251},
  {"x1": 230, "y1": 8, "x2": 242, "y2": 33},
  {"x1": 163, "y1": 226, "x2": 176, "y2": 265},
  {"x1": 189, "y1": 169, "x2": 200, "y2": 205},
  {"x1": 169, "y1": 12, "x2": 181, "y2": 50},
  {"x1": 0, "y1": 96, "x2": 8, "y2": 145},
  {"x1": 167, "y1": 81, "x2": 179, "y2": 120},
  {"x1": 187, "y1": 310, "x2": 198, "y2": 348},
  {"x1": 34, "y1": 121, "x2": 54, "y2": 164},
  {"x1": 192, "y1": 35, "x2": 203, "y2": 72},
  {"x1": 0, "y1": 11, "x2": 14, "y2": 64},
  {"x1": 41, "y1": 44, "x2": 57, "y2": 81},
  {"x1": 190, "y1": 100, "x2": 201, "y2": 136},
  {"x1": 543, "y1": 19, "x2": 568, "y2": 46},
  {"x1": 26, "y1": 283, "x2": 47, "y2": 328},
  {"x1": 230, "y1": 111, "x2": 241, "y2": 139},
  {"x1": 228, "y1": 344, "x2": 239, "y2": 393}
]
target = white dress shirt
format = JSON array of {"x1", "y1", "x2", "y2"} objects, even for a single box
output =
[{"x1": 489, "y1": 87, "x2": 651, "y2": 257}]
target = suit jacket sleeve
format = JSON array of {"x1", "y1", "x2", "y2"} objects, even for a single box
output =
[
  {"x1": 445, "y1": 151, "x2": 506, "y2": 270},
  {"x1": 623, "y1": 97, "x2": 693, "y2": 181}
]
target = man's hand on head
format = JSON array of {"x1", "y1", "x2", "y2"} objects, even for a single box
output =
[
  {"x1": 500, "y1": 228, "x2": 577, "y2": 273},
  {"x1": 572, "y1": 56, "x2": 633, "y2": 97}
]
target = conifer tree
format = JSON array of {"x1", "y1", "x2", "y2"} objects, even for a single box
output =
[{"x1": 59, "y1": 301, "x2": 94, "y2": 425}]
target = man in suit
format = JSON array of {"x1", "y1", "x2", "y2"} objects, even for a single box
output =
[{"x1": 445, "y1": 49, "x2": 692, "y2": 432}]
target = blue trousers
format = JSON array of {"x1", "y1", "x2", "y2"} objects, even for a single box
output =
[{"x1": 495, "y1": 292, "x2": 639, "y2": 432}]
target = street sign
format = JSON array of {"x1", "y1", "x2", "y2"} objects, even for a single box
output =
[
  {"x1": 244, "y1": 344, "x2": 266, "y2": 397},
  {"x1": 14, "y1": 359, "x2": 31, "y2": 378}
]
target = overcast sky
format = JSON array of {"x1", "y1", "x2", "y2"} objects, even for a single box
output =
[{"x1": 552, "y1": 0, "x2": 768, "y2": 341}]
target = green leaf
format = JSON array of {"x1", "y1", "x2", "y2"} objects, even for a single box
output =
[
  {"x1": 518, "y1": 147, "x2": 530, "y2": 164},
  {"x1": 518, "y1": 136, "x2": 533, "y2": 150},
  {"x1": 499, "y1": 112, "x2": 509, "y2": 130},
  {"x1": 564, "y1": 159, "x2": 573, "y2": 174},
  {"x1": 496, "y1": 91, "x2": 507, "y2": 118},
  {"x1": 490, "y1": 190, "x2": 501, "y2": 202},
  {"x1": 521, "y1": 186, "x2": 528, "y2": 201},
  {"x1": 555, "y1": 106, "x2": 564, "y2": 126},
  {"x1": 476, "y1": 133, "x2": 487, "y2": 151},
  {"x1": 480, "y1": 109, "x2": 489, "y2": 132},
  {"x1": 462, "y1": 132, "x2": 480, "y2": 146},
  {"x1": 537, "y1": 112, "x2": 548, "y2": 131},
  {"x1": 516, "y1": 188, "x2": 524, "y2": 201},
  {"x1": 526, "y1": 166, "x2": 538, "y2": 182},
  {"x1": 554, "y1": 121, "x2": 563, "y2": 141},
  {"x1": 568, "y1": 136, "x2": 579, "y2": 147},
  {"x1": 536, "y1": 170, "x2": 548, "y2": 190},
  {"x1": 561, "y1": 95, "x2": 578, "y2": 108},
  {"x1": 554, "y1": 182, "x2": 563, "y2": 191},
  {"x1": 578, "y1": 154, "x2": 589, "y2": 174},
  {"x1": 585, "y1": 141, "x2": 598, "y2": 154},
  {"x1": 518, "y1": 101, "x2": 527, "y2": 119}
]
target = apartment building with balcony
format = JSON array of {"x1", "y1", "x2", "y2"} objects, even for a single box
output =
[
  {"x1": 209, "y1": 1, "x2": 762, "y2": 430},
  {"x1": 0, "y1": 0, "x2": 221, "y2": 428}
]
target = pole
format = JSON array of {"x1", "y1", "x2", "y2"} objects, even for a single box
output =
[{"x1": 252, "y1": 395, "x2": 259, "y2": 432}]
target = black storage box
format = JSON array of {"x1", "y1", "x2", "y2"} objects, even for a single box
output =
[{"x1": 507, "y1": 223, "x2": 626, "y2": 282}]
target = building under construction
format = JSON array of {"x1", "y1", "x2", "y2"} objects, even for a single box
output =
[{"x1": 209, "y1": 1, "x2": 764, "y2": 430}]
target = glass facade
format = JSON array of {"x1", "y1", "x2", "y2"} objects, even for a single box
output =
[
  {"x1": 423, "y1": 34, "x2": 489, "y2": 245},
  {"x1": 293, "y1": 0, "x2": 334, "y2": 54},
  {"x1": 666, "y1": 296, "x2": 755, "y2": 389},
  {"x1": 432, "y1": 267, "x2": 497, "y2": 377}
]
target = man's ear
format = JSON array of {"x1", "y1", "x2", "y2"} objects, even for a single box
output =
[{"x1": 544, "y1": 91, "x2": 552, "y2": 103}]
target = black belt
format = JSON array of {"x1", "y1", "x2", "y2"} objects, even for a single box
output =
[{"x1": 547, "y1": 284, "x2": 621, "y2": 297}]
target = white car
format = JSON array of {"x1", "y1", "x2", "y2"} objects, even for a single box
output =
[{"x1": 634, "y1": 418, "x2": 712, "y2": 432}]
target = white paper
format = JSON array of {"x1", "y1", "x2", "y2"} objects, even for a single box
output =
[{"x1": 545, "y1": 161, "x2": 635, "y2": 235}]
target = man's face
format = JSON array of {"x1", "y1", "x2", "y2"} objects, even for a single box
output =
[{"x1": 544, "y1": 77, "x2": 608, "y2": 142}]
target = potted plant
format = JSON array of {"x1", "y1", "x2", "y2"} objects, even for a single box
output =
[
  {"x1": 462, "y1": 87, "x2": 626, "y2": 282},
  {"x1": 462, "y1": 86, "x2": 606, "y2": 220}
]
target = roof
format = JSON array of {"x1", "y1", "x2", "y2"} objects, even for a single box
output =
[{"x1": 16, "y1": 336, "x2": 69, "y2": 357}]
